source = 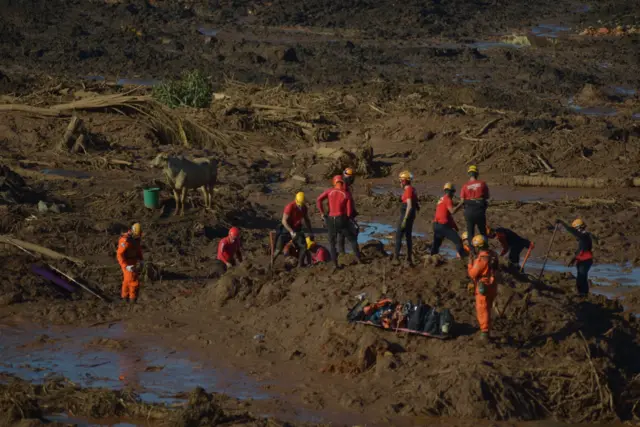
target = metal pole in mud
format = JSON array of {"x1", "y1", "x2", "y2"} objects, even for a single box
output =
[{"x1": 537, "y1": 224, "x2": 558, "y2": 282}]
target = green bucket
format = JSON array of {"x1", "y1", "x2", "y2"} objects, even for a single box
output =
[{"x1": 143, "y1": 187, "x2": 160, "y2": 209}]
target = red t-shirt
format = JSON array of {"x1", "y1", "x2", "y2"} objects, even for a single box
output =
[
  {"x1": 401, "y1": 185, "x2": 417, "y2": 205},
  {"x1": 316, "y1": 188, "x2": 353, "y2": 217},
  {"x1": 434, "y1": 195, "x2": 457, "y2": 228},
  {"x1": 283, "y1": 201, "x2": 307, "y2": 231},
  {"x1": 461, "y1": 179, "x2": 489, "y2": 200},
  {"x1": 217, "y1": 237, "x2": 241, "y2": 263}
]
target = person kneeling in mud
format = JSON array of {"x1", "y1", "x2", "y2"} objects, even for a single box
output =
[
  {"x1": 215, "y1": 227, "x2": 243, "y2": 272},
  {"x1": 468, "y1": 234, "x2": 500, "y2": 342},
  {"x1": 306, "y1": 236, "x2": 331, "y2": 265},
  {"x1": 486, "y1": 226, "x2": 534, "y2": 272},
  {"x1": 271, "y1": 192, "x2": 314, "y2": 268}
]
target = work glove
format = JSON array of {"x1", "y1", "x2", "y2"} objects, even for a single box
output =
[
  {"x1": 467, "y1": 282, "x2": 475, "y2": 295},
  {"x1": 401, "y1": 218, "x2": 407, "y2": 231},
  {"x1": 290, "y1": 231, "x2": 297, "y2": 239},
  {"x1": 125, "y1": 265, "x2": 135, "y2": 272},
  {"x1": 478, "y1": 283, "x2": 486, "y2": 295}
]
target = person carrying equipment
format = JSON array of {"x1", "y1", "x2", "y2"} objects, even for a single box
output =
[
  {"x1": 486, "y1": 226, "x2": 534, "y2": 272},
  {"x1": 430, "y1": 182, "x2": 466, "y2": 258},
  {"x1": 338, "y1": 167, "x2": 359, "y2": 255},
  {"x1": 117, "y1": 223, "x2": 144, "y2": 303},
  {"x1": 467, "y1": 234, "x2": 499, "y2": 341},
  {"x1": 271, "y1": 192, "x2": 313, "y2": 268},
  {"x1": 306, "y1": 236, "x2": 331, "y2": 264},
  {"x1": 556, "y1": 218, "x2": 595, "y2": 295},
  {"x1": 455, "y1": 165, "x2": 490, "y2": 254},
  {"x1": 217, "y1": 227, "x2": 243, "y2": 270},
  {"x1": 317, "y1": 175, "x2": 361, "y2": 270},
  {"x1": 393, "y1": 171, "x2": 419, "y2": 265}
]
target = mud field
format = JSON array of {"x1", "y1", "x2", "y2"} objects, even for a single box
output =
[{"x1": 1, "y1": 0, "x2": 640, "y2": 425}]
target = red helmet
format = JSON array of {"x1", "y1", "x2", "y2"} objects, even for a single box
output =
[
  {"x1": 229, "y1": 227, "x2": 240, "y2": 238},
  {"x1": 332, "y1": 175, "x2": 344, "y2": 187}
]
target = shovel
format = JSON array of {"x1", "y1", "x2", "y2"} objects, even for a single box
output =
[{"x1": 520, "y1": 242, "x2": 535, "y2": 273}]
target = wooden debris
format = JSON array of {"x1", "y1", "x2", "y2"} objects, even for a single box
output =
[
  {"x1": 59, "y1": 116, "x2": 83, "y2": 151},
  {"x1": 475, "y1": 118, "x2": 502, "y2": 137},
  {"x1": 0, "y1": 235, "x2": 85, "y2": 265},
  {"x1": 534, "y1": 153, "x2": 555, "y2": 173},
  {"x1": 513, "y1": 175, "x2": 608, "y2": 189}
]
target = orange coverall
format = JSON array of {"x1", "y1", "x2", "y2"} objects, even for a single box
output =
[
  {"x1": 467, "y1": 249, "x2": 499, "y2": 333},
  {"x1": 117, "y1": 232, "x2": 143, "y2": 300}
]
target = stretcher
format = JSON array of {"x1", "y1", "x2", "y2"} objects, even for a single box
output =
[{"x1": 354, "y1": 320, "x2": 450, "y2": 340}]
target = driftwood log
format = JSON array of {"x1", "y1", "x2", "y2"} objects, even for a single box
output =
[
  {"x1": 0, "y1": 235, "x2": 85, "y2": 265},
  {"x1": 513, "y1": 175, "x2": 607, "y2": 188}
]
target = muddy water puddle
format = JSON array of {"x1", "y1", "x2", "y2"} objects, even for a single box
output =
[{"x1": 0, "y1": 322, "x2": 268, "y2": 405}]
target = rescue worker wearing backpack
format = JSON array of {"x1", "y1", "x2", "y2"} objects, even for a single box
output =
[
  {"x1": 393, "y1": 171, "x2": 419, "y2": 266},
  {"x1": 306, "y1": 236, "x2": 331, "y2": 264},
  {"x1": 486, "y1": 226, "x2": 534, "y2": 272},
  {"x1": 217, "y1": 227, "x2": 243, "y2": 271},
  {"x1": 430, "y1": 182, "x2": 466, "y2": 259},
  {"x1": 556, "y1": 218, "x2": 595, "y2": 295},
  {"x1": 455, "y1": 165, "x2": 490, "y2": 255},
  {"x1": 271, "y1": 192, "x2": 313, "y2": 268},
  {"x1": 468, "y1": 234, "x2": 500, "y2": 341},
  {"x1": 317, "y1": 175, "x2": 361, "y2": 270},
  {"x1": 338, "y1": 167, "x2": 359, "y2": 255},
  {"x1": 117, "y1": 223, "x2": 144, "y2": 303}
]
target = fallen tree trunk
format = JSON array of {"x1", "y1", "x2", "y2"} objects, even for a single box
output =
[
  {"x1": 0, "y1": 94, "x2": 153, "y2": 117},
  {"x1": 513, "y1": 175, "x2": 608, "y2": 188},
  {"x1": 0, "y1": 236, "x2": 85, "y2": 265}
]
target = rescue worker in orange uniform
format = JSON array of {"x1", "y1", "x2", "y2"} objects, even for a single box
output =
[
  {"x1": 430, "y1": 182, "x2": 466, "y2": 258},
  {"x1": 217, "y1": 227, "x2": 243, "y2": 270},
  {"x1": 306, "y1": 236, "x2": 331, "y2": 265},
  {"x1": 317, "y1": 175, "x2": 361, "y2": 270},
  {"x1": 455, "y1": 165, "x2": 490, "y2": 255},
  {"x1": 467, "y1": 234, "x2": 499, "y2": 341},
  {"x1": 117, "y1": 223, "x2": 144, "y2": 303},
  {"x1": 338, "y1": 167, "x2": 359, "y2": 254},
  {"x1": 556, "y1": 218, "x2": 595, "y2": 295},
  {"x1": 271, "y1": 192, "x2": 313, "y2": 268},
  {"x1": 486, "y1": 226, "x2": 534, "y2": 272}
]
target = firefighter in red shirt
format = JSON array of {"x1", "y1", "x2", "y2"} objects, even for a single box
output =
[
  {"x1": 306, "y1": 236, "x2": 331, "y2": 264},
  {"x1": 393, "y1": 171, "x2": 419, "y2": 265},
  {"x1": 430, "y1": 183, "x2": 466, "y2": 258},
  {"x1": 486, "y1": 226, "x2": 534, "y2": 272},
  {"x1": 116, "y1": 223, "x2": 144, "y2": 303},
  {"x1": 217, "y1": 227, "x2": 243, "y2": 270},
  {"x1": 455, "y1": 165, "x2": 490, "y2": 254},
  {"x1": 317, "y1": 175, "x2": 361, "y2": 269},
  {"x1": 556, "y1": 218, "x2": 595, "y2": 295},
  {"x1": 338, "y1": 167, "x2": 359, "y2": 255},
  {"x1": 271, "y1": 192, "x2": 313, "y2": 268}
]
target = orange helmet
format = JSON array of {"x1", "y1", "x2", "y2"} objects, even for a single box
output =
[
  {"x1": 332, "y1": 175, "x2": 344, "y2": 187},
  {"x1": 229, "y1": 227, "x2": 240, "y2": 238}
]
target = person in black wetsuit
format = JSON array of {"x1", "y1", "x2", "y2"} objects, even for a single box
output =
[
  {"x1": 556, "y1": 218, "x2": 595, "y2": 296},
  {"x1": 486, "y1": 226, "x2": 534, "y2": 272}
]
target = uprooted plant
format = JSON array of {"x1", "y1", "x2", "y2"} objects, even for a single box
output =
[{"x1": 153, "y1": 70, "x2": 213, "y2": 109}]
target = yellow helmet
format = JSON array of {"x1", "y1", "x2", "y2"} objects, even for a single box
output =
[
  {"x1": 295, "y1": 192, "x2": 305, "y2": 206},
  {"x1": 443, "y1": 182, "x2": 455, "y2": 191},
  {"x1": 467, "y1": 165, "x2": 478, "y2": 174},
  {"x1": 306, "y1": 236, "x2": 316, "y2": 250},
  {"x1": 343, "y1": 167, "x2": 354, "y2": 176},
  {"x1": 571, "y1": 218, "x2": 585, "y2": 229},
  {"x1": 131, "y1": 223, "x2": 142, "y2": 237},
  {"x1": 399, "y1": 170, "x2": 413, "y2": 181},
  {"x1": 471, "y1": 234, "x2": 486, "y2": 248},
  {"x1": 461, "y1": 231, "x2": 469, "y2": 241}
]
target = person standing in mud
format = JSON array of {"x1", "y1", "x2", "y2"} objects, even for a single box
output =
[
  {"x1": 271, "y1": 192, "x2": 314, "y2": 268},
  {"x1": 455, "y1": 165, "x2": 490, "y2": 255},
  {"x1": 556, "y1": 218, "x2": 594, "y2": 295},
  {"x1": 317, "y1": 175, "x2": 361, "y2": 270},
  {"x1": 430, "y1": 182, "x2": 466, "y2": 259},
  {"x1": 117, "y1": 223, "x2": 144, "y2": 303},
  {"x1": 393, "y1": 171, "x2": 419, "y2": 266},
  {"x1": 486, "y1": 226, "x2": 534, "y2": 272},
  {"x1": 216, "y1": 227, "x2": 243, "y2": 271},
  {"x1": 467, "y1": 234, "x2": 499, "y2": 342},
  {"x1": 337, "y1": 167, "x2": 359, "y2": 255}
]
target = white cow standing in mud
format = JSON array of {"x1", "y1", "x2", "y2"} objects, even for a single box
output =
[{"x1": 150, "y1": 153, "x2": 218, "y2": 216}]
